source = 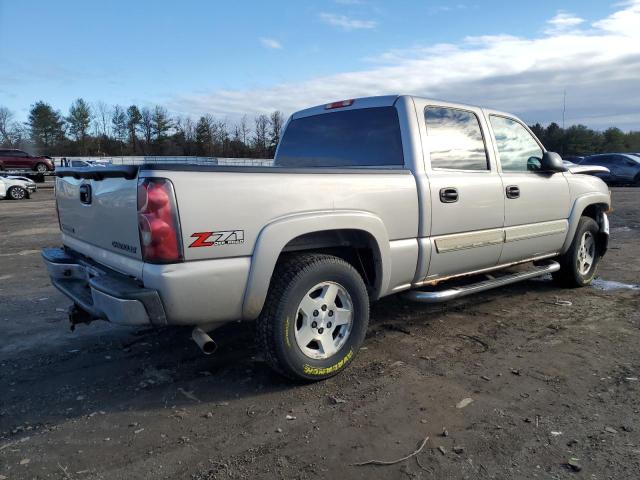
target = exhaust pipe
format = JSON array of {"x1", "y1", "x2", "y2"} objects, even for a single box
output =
[{"x1": 192, "y1": 327, "x2": 217, "y2": 355}]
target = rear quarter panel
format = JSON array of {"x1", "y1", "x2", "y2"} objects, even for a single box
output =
[{"x1": 150, "y1": 170, "x2": 419, "y2": 261}]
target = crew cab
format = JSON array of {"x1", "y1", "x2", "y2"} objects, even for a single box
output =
[{"x1": 43, "y1": 95, "x2": 611, "y2": 380}]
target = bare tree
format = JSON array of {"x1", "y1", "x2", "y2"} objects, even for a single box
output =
[
  {"x1": 95, "y1": 101, "x2": 111, "y2": 137},
  {"x1": 239, "y1": 114, "x2": 250, "y2": 145},
  {"x1": 140, "y1": 107, "x2": 153, "y2": 150},
  {"x1": 0, "y1": 106, "x2": 14, "y2": 146},
  {"x1": 253, "y1": 114, "x2": 269, "y2": 158},
  {"x1": 126, "y1": 105, "x2": 142, "y2": 152}
]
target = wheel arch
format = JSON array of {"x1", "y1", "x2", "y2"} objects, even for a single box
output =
[
  {"x1": 242, "y1": 211, "x2": 390, "y2": 320},
  {"x1": 560, "y1": 193, "x2": 610, "y2": 254}
]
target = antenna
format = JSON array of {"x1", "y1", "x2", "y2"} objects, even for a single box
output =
[{"x1": 562, "y1": 89, "x2": 566, "y2": 129}]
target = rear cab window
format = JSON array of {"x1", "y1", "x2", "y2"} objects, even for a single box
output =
[
  {"x1": 275, "y1": 107, "x2": 404, "y2": 168},
  {"x1": 424, "y1": 106, "x2": 489, "y2": 171}
]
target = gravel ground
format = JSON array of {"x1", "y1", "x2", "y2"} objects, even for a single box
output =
[{"x1": 1, "y1": 187, "x2": 639, "y2": 479}]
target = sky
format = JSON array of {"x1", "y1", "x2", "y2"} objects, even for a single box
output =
[{"x1": 1, "y1": 0, "x2": 639, "y2": 129}]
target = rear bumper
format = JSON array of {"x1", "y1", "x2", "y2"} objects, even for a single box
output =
[{"x1": 42, "y1": 248, "x2": 166, "y2": 326}]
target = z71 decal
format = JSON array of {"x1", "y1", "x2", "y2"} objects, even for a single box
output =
[{"x1": 189, "y1": 230, "x2": 245, "y2": 247}]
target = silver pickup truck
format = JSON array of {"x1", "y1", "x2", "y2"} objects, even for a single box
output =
[{"x1": 43, "y1": 95, "x2": 611, "y2": 380}]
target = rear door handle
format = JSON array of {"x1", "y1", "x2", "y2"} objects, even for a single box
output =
[
  {"x1": 439, "y1": 187, "x2": 459, "y2": 203},
  {"x1": 506, "y1": 185, "x2": 520, "y2": 199}
]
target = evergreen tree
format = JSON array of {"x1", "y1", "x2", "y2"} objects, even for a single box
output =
[
  {"x1": 195, "y1": 116, "x2": 212, "y2": 155},
  {"x1": 268, "y1": 110, "x2": 284, "y2": 155},
  {"x1": 27, "y1": 101, "x2": 65, "y2": 151},
  {"x1": 111, "y1": 105, "x2": 128, "y2": 142},
  {"x1": 67, "y1": 98, "x2": 92, "y2": 153},
  {"x1": 152, "y1": 106, "x2": 172, "y2": 142}
]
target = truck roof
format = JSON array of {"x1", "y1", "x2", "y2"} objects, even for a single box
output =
[{"x1": 291, "y1": 94, "x2": 521, "y2": 127}]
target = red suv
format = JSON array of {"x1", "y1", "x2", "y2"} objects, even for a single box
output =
[{"x1": 0, "y1": 149, "x2": 55, "y2": 173}]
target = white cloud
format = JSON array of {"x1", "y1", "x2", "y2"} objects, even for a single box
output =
[
  {"x1": 259, "y1": 37, "x2": 283, "y2": 50},
  {"x1": 544, "y1": 11, "x2": 585, "y2": 35},
  {"x1": 319, "y1": 12, "x2": 377, "y2": 31},
  {"x1": 171, "y1": 1, "x2": 640, "y2": 129}
]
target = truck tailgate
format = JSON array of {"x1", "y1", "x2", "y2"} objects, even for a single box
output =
[{"x1": 56, "y1": 172, "x2": 141, "y2": 263}]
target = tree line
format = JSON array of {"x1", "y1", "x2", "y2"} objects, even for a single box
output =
[
  {"x1": 530, "y1": 123, "x2": 640, "y2": 157},
  {"x1": 0, "y1": 100, "x2": 284, "y2": 158},
  {"x1": 1, "y1": 100, "x2": 640, "y2": 158}
]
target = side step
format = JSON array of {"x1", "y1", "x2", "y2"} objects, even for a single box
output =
[{"x1": 403, "y1": 260, "x2": 560, "y2": 303}]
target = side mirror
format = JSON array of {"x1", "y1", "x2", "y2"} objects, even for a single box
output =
[{"x1": 540, "y1": 151, "x2": 567, "y2": 172}]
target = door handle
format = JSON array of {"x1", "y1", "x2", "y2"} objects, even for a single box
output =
[
  {"x1": 506, "y1": 185, "x2": 520, "y2": 199},
  {"x1": 439, "y1": 187, "x2": 459, "y2": 203}
]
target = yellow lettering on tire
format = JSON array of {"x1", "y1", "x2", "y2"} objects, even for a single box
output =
[
  {"x1": 303, "y1": 349, "x2": 353, "y2": 376},
  {"x1": 284, "y1": 316, "x2": 291, "y2": 348}
]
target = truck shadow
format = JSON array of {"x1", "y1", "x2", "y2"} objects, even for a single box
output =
[{"x1": 0, "y1": 277, "x2": 564, "y2": 437}]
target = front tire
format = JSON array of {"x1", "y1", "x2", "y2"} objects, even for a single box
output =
[
  {"x1": 257, "y1": 254, "x2": 369, "y2": 381},
  {"x1": 8, "y1": 186, "x2": 28, "y2": 200},
  {"x1": 34, "y1": 163, "x2": 48, "y2": 173},
  {"x1": 553, "y1": 216, "x2": 601, "y2": 287}
]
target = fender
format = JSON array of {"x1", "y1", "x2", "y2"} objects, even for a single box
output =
[
  {"x1": 560, "y1": 192, "x2": 611, "y2": 254},
  {"x1": 241, "y1": 210, "x2": 391, "y2": 320}
]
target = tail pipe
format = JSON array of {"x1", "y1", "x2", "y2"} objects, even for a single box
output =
[{"x1": 192, "y1": 327, "x2": 217, "y2": 355}]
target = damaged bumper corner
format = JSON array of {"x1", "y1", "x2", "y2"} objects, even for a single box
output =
[{"x1": 42, "y1": 247, "x2": 167, "y2": 327}]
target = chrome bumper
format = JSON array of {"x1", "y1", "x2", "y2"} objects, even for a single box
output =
[{"x1": 42, "y1": 248, "x2": 166, "y2": 326}]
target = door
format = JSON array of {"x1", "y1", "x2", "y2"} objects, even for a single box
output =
[
  {"x1": 419, "y1": 103, "x2": 505, "y2": 280},
  {"x1": 4, "y1": 150, "x2": 28, "y2": 169},
  {"x1": 487, "y1": 114, "x2": 570, "y2": 264},
  {"x1": 611, "y1": 155, "x2": 639, "y2": 184}
]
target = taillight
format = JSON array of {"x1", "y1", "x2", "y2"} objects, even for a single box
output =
[{"x1": 137, "y1": 178, "x2": 183, "y2": 263}]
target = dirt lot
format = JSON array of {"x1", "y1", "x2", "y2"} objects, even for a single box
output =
[{"x1": 1, "y1": 186, "x2": 639, "y2": 480}]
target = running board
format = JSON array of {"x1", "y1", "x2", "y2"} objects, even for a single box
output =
[{"x1": 403, "y1": 260, "x2": 560, "y2": 303}]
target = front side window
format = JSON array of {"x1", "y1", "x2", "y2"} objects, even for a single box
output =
[
  {"x1": 275, "y1": 107, "x2": 404, "y2": 168},
  {"x1": 490, "y1": 116, "x2": 544, "y2": 172},
  {"x1": 425, "y1": 107, "x2": 489, "y2": 171}
]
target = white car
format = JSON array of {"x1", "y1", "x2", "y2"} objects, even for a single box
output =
[{"x1": 0, "y1": 175, "x2": 37, "y2": 200}]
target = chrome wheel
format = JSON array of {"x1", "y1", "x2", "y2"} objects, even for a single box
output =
[
  {"x1": 576, "y1": 231, "x2": 595, "y2": 275},
  {"x1": 294, "y1": 281, "x2": 353, "y2": 360},
  {"x1": 9, "y1": 187, "x2": 26, "y2": 200},
  {"x1": 35, "y1": 163, "x2": 47, "y2": 173}
]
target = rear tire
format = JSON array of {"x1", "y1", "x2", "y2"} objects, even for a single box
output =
[
  {"x1": 8, "y1": 186, "x2": 27, "y2": 200},
  {"x1": 257, "y1": 253, "x2": 369, "y2": 381},
  {"x1": 553, "y1": 216, "x2": 600, "y2": 287}
]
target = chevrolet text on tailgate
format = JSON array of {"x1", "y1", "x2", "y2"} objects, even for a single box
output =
[{"x1": 43, "y1": 95, "x2": 611, "y2": 381}]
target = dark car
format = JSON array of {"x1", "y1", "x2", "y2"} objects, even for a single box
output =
[
  {"x1": 0, "y1": 149, "x2": 55, "y2": 173},
  {"x1": 579, "y1": 153, "x2": 640, "y2": 185}
]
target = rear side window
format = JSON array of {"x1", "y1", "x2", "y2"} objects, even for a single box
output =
[
  {"x1": 425, "y1": 107, "x2": 489, "y2": 171},
  {"x1": 582, "y1": 156, "x2": 604, "y2": 165},
  {"x1": 275, "y1": 107, "x2": 404, "y2": 168}
]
